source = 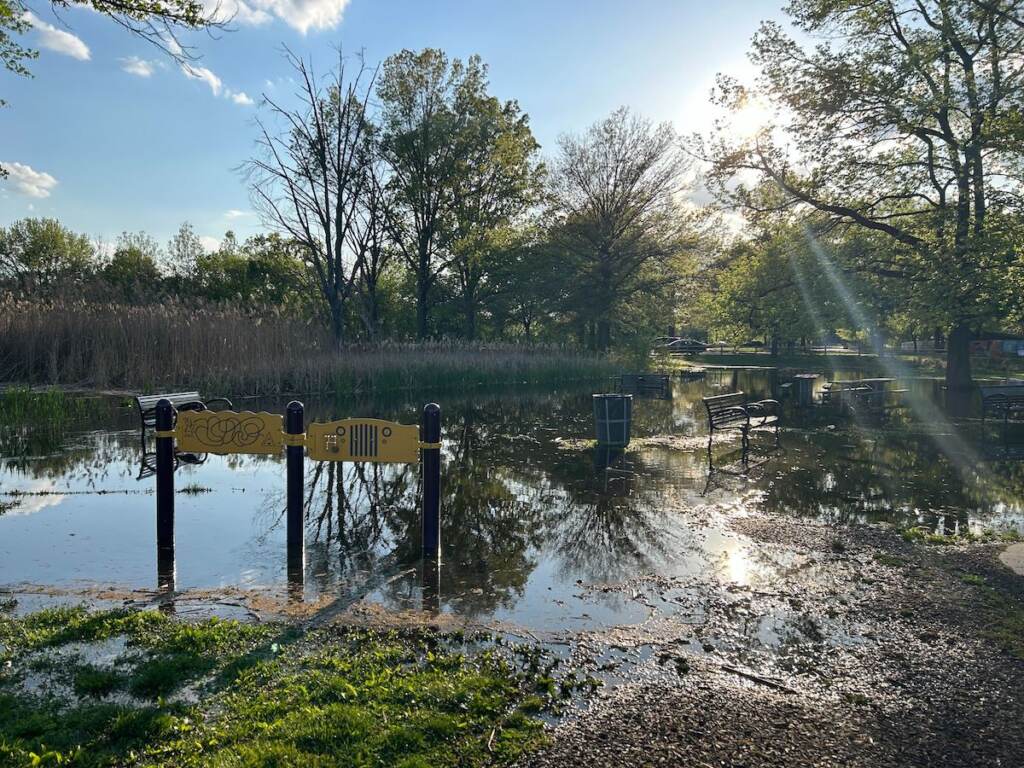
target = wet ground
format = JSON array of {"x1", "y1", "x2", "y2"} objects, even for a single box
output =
[{"x1": 3, "y1": 370, "x2": 1024, "y2": 765}]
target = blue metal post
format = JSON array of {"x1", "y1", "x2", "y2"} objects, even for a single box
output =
[{"x1": 421, "y1": 403, "x2": 441, "y2": 558}]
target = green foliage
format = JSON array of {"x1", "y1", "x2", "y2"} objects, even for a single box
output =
[
  {"x1": 0, "y1": 0, "x2": 35, "y2": 107},
  {"x1": 193, "y1": 232, "x2": 311, "y2": 309},
  {"x1": 0, "y1": 607, "x2": 549, "y2": 767},
  {"x1": 0, "y1": 218, "x2": 95, "y2": 292},
  {"x1": 548, "y1": 107, "x2": 698, "y2": 350},
  {"x1": 701, "y1": 0, "x2": 1024, "y2": 385},
  {"x1": 1, "y1": 0, "x2": 213, "y2": 92},
  {"x1": 377, "y1": 48, "x2": 544, "y2": 340}
]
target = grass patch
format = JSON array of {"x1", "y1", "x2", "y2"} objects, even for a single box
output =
[
  {"x1": 900, "y1": 526, "x2": 961, "y2": 545},
  {"x1": 954, "y1": 582, "x2": 1024, "y2": 660},
  {"x1": 0, "y1": 607, "x2": 556, "y2": 766},
  {"x1": 0, "y1": 387, "x2": 112, "y2": 458},
  {"x1": 897, "y1": 524, "x2": 1024, "y2": 546},
  {"x1": 72, "y1": 665, "x2": 128, "y2": 698}
]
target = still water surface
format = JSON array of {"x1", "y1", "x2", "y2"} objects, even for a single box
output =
[{"x1": 1, "y1": 370, "x2": 1022, "y2": 630}]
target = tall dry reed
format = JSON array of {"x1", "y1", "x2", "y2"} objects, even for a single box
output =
[{"x1": 0, "y1": 299, "x2": 617, "y2": 396}]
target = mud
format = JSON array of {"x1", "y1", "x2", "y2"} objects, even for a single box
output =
[{"x1": 518, "y1": 514, "x2": 1024, "y2": 767}]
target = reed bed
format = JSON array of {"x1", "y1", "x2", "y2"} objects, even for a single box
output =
[{"x1": 0, "y1": 299, "x2": 617, "y2": 396}]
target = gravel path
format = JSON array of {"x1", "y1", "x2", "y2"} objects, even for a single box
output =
[{"x1": 519, "y1": 516, "x2": 1024, "y2": 767}]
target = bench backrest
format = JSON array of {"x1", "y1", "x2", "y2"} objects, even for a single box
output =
[
  {"x1": 703, "y1": 392, "x2": 748, "y2": 425},
  {"x1": 135, "y1": 392, "x2": 202, "y2": 411},
  {"x1": 979, "y1": 385, "x2": 1024, "y2": 402}
]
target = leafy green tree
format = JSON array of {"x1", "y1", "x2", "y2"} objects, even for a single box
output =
[
  {"x1": 702, "y1": 0, "x2": 1024, "y2": 393},
  {"x1": 101, "y1": 245, "x2": 161, "y2": 298},
  {"x1": 377, "y1": 49, "x2": 538, "y2": 339},
  {"x1": 166, "y1": 221, "x2": 203, "y2": 278},
  {"x1": 549, "y1": 107, "x2": 696, "y2": 351},
  {"x1": 194, "y1": 233, "x2": 310, "y2": 308},
  {"x1": 446, "y1": 96, "x2": 544, "y2": 340},
  {"x1": 0, "y1": 217, "x2": 94, "y2": 292}
]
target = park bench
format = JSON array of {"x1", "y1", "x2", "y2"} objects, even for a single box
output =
[
  {"x1": 133, "y1": 392, "x2": 233, "y2": 478},
  {"x1": 980, "y1": 385, "x2": 1024, "y2": 425},
  {"x1": 702, "y1": 391, "x2": 780, "y2": 450},
  {"x1": 134, "y1": 392, "x2": 233, "y2": 444}
]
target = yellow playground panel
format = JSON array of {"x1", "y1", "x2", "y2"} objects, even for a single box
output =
[{"x1": 306, "y1": 418, "x2": 421, "y2": 463}]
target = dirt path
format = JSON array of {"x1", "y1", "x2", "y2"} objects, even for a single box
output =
[{"x1": 519, "y1": 516, "x2": 1024, "y2": 767}]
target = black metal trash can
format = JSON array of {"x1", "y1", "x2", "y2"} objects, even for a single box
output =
[{"x1": 593, "y1": 393, "x2": 633, "y2": 447}]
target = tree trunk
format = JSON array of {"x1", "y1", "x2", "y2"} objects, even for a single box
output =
[
  {"x1": 463, "y1": 289, "x2": 477, "y2": 341},
  {"x1": 596, "y1": 319, "x2": 611, "y2": 352},
  {"x1": 770, "y1": 334, "x2": 780, "y2": 357},
  {"x1": 945, "y1": 322, "x2": 973, "y2": 396},
  {"x1": 416, "y1": 274, "x2": 429, "y2": 340},
  {"x1": 416, "y1": 236, "x2": 431, "y2": 340},
  {"x1": 328, "y1": 295, "x2": 345, "y2": 347}
]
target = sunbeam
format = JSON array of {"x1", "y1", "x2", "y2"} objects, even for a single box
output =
[{"x1": 798, "y1": 227, "x2": 1015, "y2": 520}]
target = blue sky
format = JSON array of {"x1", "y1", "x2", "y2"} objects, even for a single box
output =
[{"x1": 1, "y1": 0, "x2": 785, "y2": 251}]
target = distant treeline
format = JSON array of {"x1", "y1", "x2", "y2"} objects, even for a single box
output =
[{"x1": 0, "y1": 50, "x2": 703, "y2": 353}]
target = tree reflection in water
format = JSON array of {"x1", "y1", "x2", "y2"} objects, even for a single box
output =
[{"x1": 2, "y1": 378, "x2": 1023, "y2": 612}]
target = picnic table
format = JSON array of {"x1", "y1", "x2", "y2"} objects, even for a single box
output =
[{"x1": 822, "y1": 378, "x2": 907, "y2": 409}]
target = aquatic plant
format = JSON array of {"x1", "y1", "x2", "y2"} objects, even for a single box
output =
[
  {"x1": 0, "y1": 387, "x2": 101, "y2": 426},
  {"x1": 0, "y1": 299, "x2": 620, "y2": 396}
]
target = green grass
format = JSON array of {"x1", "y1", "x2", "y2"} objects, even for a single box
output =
[
  {"x1": 951, "y1": 580, "x2": 1024, "y2": 660},
  {"x1": 0, "y1": 606, "x2": 554, "y2": 767},
  {"x1": 897, "y1": 525, "x2": 1023, "y2": 546},
  {"x1": 0, "y1": 387, "x2": 112, "y2": 458}
]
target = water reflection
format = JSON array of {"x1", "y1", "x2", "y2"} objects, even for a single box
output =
[{"x1": 1, "y1": 374, "x2": 1023, "y2": 627}]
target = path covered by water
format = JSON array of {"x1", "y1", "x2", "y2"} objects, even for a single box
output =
[{"x1": 2, "y1": 370, "x2": 1022, "y2": 631}]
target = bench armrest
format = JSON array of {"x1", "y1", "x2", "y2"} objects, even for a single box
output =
[
  {"x1": 204, "y1": 397, "x2": 234, "y2": 411},
  {"x1": 747, "y1": 399, "x2": 780, "y2": 415}
]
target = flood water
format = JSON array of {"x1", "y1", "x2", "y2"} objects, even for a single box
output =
[{"x1": 2, "y1": 370, "x2": 1023, "y2": 631}]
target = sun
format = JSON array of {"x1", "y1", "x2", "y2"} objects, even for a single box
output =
[{"x1": 728, "y1": 98, "x2": 772, "y2": 141}]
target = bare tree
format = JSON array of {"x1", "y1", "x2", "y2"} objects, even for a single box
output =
[
  {"x1": 347, "y1": 154, "x2": 395, "y2": 339},
  {"x1": 246, "y1": 48, "x2": 377, "y2": 345}
]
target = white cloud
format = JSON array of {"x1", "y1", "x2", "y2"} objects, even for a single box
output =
[
  {"x1": 1, "y1": 162, "x2": 58, "y2": 198},
  {"x1": 206, "y1": 0, "x2": 272, "y2": 26},
  {"x1": 180, "y1": 63, "x2": 253, "y2": 107},
  {"x1": 120, "y1": 56, "x2": 157, "y2": 77},
  {"x1": 199, "y1": 235, "x2": 221, "y2": 252},
  {"x1": 206, "y1": 0, "x2": 350, "y2": 34},
  {"x1": 182, "y1": 63, "x2": 223, "y2": 96},
  {"x1": 23, "y1": 12, "x2": 90, "y2": 61},
  {"x1": 224, "y1": 209, "x2": 252, "y2": 219},
  {"x1": 228, "y1": 90, "x2": 254, "y2": 106}
]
